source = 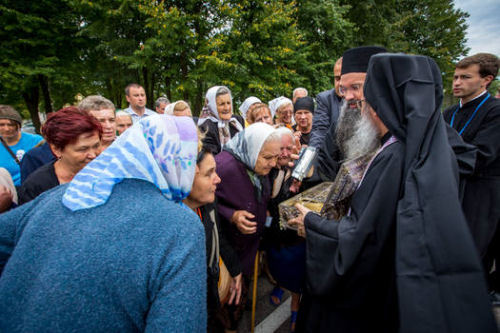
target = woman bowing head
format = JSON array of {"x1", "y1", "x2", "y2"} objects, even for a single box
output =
[{"x1": 215, "y1": 123, "x2": 281, "y2": 277}]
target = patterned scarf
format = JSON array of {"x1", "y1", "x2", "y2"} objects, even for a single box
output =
[
  {"x1": 62, "y1": 114, "x2": 197, "y2": 211},
  {"x1": 197, "y1": 86, "x2": 243, "y2": 149}
]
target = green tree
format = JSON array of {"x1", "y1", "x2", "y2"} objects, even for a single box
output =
[
  {"x1": 295, "y1": 0, "x2": 354, "y2": 93},
  {"x1": 74, "y1": 0, "x2": 155, "y2": 108},
  {"x1": 391, "y1": 0, "x2": 469, "y2": 91},
  {"x1": 209, "y1": 0, "x2": 309, "y2": 104},
  {"x1": 0, "y1": 0, "x2": 87, "y2": 131},
  {"x1": 340, "y1": 0, "x2": 469, "y2": 92}
]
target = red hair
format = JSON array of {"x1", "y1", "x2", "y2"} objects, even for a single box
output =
[{"x1": 42, "y1": 106, "x2": 103, "y2": 150}]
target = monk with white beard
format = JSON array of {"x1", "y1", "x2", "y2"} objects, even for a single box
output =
[{"x1": 290, "y1": 51, "x2": 496, "y2": 333}]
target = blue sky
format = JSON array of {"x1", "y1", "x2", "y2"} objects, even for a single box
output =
[{"x1": 454, "y1": 0, "x2": 500, "y2": 57}]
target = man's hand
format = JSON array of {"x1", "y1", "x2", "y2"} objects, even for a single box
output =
[
  {"x1": 287, "y1": 203, "x2": 312, "y2": 238},
  {"x1": 293, "y1": 136, "x2": 301, "y2": 154},
  {"x1": 231, "y1": 210, "x2": 257, "y2": 234},
  {"x1": 228, "y1": 273, "x2": 242, "y2": 305}
]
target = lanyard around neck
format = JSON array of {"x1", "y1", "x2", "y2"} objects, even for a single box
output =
[{"x1": 450, "y1": 93, "x2": 490, "y2": 136}]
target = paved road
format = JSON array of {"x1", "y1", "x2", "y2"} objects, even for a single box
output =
[
  {"x1": 237, "y1": 273, "x2": 500, "y2": 333},
  {"x1": 238, "y1": 274, "x2": 292, "y2": 333}
]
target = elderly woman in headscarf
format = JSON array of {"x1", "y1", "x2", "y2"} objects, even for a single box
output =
[
  {"x1": 239, "y1": 96, "x2": 261, "y2": 126},
  {"x1": 198, "y1": 86, "x2": 244, "y2": 154},
  {"x1": 246, "y1": 103, "x2": 274, "y2": 126},
  {"x1": 214, "y1": 123, "x2": 280, "y2": 329},
  {"x1": 165, "y1": 100, "x2": 192, "y2": 117},
  {"x1": 269, "y1": 96, "x2": 294, "y2": 129},
  {"x1": 0, "y1": 115, "x2": 207, "y2": 332}
]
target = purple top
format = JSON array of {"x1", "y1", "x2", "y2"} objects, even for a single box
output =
[{"x1": 215, "y1": 151, "x2": 270, "y2": 276}]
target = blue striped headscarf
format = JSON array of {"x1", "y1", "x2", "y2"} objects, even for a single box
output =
[{"x1": 62, "y1": 114, "x2": 198, "y2": 211}]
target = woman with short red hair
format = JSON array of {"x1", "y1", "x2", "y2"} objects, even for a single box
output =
[{"x1": 18, "y1": 107, "x2": 102, "y2": 204}]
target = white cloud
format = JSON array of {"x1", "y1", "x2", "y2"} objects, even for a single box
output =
[{"x1": 454, "y1": 0, "x2": 500, "y2": 57}]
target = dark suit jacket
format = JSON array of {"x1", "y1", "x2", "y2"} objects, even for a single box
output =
[
  {"x1": 313, "y1": 89, "x2": 342, "y2": 181},
  {"x1": 309, "y1": 89, "x2": 341, "y2": 149}
]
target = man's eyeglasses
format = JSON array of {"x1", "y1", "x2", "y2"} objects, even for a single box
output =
[{"x1": 339, "y1": 83, "x2": 363, "y2": 96}]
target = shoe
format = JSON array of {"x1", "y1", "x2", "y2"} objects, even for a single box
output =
[{"x1": 269, "y1": 286, "x2": 284, "y2": 306}]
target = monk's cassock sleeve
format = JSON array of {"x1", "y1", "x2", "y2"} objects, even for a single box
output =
[
  {"x1": 444, "y1": 123, "x2": 476, "y2": 177},
  {"x1": 304, "y1": 142, "x2": 404, "y2": 299}
]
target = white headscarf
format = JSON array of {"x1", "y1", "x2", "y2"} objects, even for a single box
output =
[
  {"x1": 164, "y1": 100, "x2": 190, "y2": 116},
  {"x1": 197, "y1": 86, "x2": 244, "y2": 148},
  {"x1": 239, "y1": 96, "x2": 261, "y2": 120},
  {"x1": 268, "y1": 96, "x2": 292, "y2": 118},
  {"x1": 223, "y1": 122, "x2": 276, "y2": 170},
  {"x1": 164, "y1": 102, "x2": 176, "y2": 115},
  {"x1": 224, "y1": 122, "x2": 277, "y2": 202}
]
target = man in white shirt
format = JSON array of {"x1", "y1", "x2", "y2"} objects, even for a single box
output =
[{"x1": 123, "y1": 83, "x2": 155, "y2": 123}]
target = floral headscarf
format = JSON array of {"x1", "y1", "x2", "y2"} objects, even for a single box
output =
[{"x1": 62, "y1": 114, "x2": 197, "y2": 211}]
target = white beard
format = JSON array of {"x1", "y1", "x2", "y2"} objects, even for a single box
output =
[{"x1": 336, "y1": 101, "x2": 380, "y2": 161}]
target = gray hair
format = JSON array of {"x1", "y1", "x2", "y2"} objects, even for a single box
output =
[
  {"x1": 155, "y1": 96, "x2": 170, "y2": 108},
  {"x1": 115, "y1": 110, "x2": 132, "y2": 119},
  {"x1": 274, "y1": 126, "x2": 294, "y2": 142},
  {"x1": 78, "y1": 95, "x2": 115, "y2": 112},
  {"x1": 263, "y1": 129, "x2": 282, "y2": 145},
  {"x1": 216, "y1": 86, "x2": 231, "y2": 98},
  {"x1": 336, "y1": 100, "x2": 380, "y2": 161},
  {"x1": 293, "y1": 87, "x2": 308, "y2": 98}
]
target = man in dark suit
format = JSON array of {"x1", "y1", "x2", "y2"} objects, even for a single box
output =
[
  {"x1": 309, "y1": 57, "x2": 343, "y2": 149},
  {"x1": 310, "y1": 57, "x2": 344, "y2": 181}
]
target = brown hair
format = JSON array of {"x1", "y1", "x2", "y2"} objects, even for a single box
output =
[
  {"x1": 124, "y1": 83, "x2": 144, "y2": 96},
  {"x1": 247, "y1": 103, "x2": 272, "y2": 124},
  {"x1": 456, "y1": 53, "x2": 499, "y2": 87}
]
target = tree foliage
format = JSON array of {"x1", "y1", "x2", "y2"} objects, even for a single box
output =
[{"x1": 0, "y1": 0, "x2": 471, "y2": 126}]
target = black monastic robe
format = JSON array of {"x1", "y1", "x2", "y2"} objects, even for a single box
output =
[
  {"x1": 443, "y1": 94, "x2": 500, "y2": 258},
  {"x1": 297, "y1": 135, "x2": 403, "y2": 333},
  {"x1": 299, "y1": 54, "x2": 497, "y2": 333}
]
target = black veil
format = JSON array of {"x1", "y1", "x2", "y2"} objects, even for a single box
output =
[{"x1": 364, "y1": 53, "x2": 496, "y2": 333}]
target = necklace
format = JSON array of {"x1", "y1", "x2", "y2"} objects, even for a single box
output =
[{"x1": 449, "y1": 93, "x2": 490, "y2": 136}]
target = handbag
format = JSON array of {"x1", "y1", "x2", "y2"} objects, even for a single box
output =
[{"x1": 217, "y1": 257, "x2": 231, "y2": 304}]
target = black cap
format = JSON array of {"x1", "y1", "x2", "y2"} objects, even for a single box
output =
[
  {"x1": 341, "y1": 46, "x2": 387, "y2": 75},
  {"x1": 293, "y1": 96, "x2": 314, "y2": 114}
]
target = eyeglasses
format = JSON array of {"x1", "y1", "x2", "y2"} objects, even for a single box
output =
[{"x1": 339, "y1": 83, "x2": 363, "y2": 96}]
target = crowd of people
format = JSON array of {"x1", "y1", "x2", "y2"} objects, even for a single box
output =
[{"x1": 0, "y1": 46, "x2": 499, "y2": 333}]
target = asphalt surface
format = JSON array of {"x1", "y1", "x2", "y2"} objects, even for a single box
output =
[
  {"x1": 237, "y1": 273, "x2": 500, "y2": 333},
  {"x1": 238, "y1": 274, "x2": 292, "y2": 333}
]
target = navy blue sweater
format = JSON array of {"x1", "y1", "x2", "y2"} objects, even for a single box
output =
[{"x1": 0, "y1": 179, "x2": 206, "y2": 332}]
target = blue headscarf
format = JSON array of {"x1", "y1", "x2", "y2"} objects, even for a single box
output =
[{"x1": 62, "y1": 114, "x2": 197, "y2": 211}]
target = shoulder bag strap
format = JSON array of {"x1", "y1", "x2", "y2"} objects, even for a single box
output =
[{"x1": 0, "y1": 137, "x2": 20, "y2": 164}]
